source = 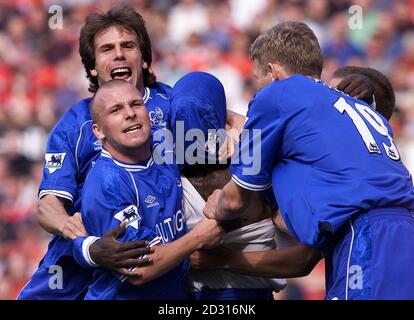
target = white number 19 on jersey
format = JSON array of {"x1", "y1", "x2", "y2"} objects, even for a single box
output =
[{"x1": 333, "y1": 97, "x2": 400, "y2": 161}]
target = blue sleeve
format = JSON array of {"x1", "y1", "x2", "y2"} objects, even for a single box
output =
[
  {"x1": 72, "y1": 236, "x2": 100, "y2": 268},
  {"x1": 230, "y1": 86, "x2": 285, "y2": 191},
  {"x1": 38, "y1": 112, "x2": 79, "y2": 203}
]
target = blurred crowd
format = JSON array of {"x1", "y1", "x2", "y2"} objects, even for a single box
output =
[{"x1": 0, "y1": 0, "x2": 414, "y2": 300}]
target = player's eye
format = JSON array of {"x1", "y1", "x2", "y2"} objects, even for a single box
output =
[
  {"x1": 100, "y1": 45, "x2": 113, "y2": 52},
  {"x1": 110, "y1": 106, "x2": 121, "y2": 114},
  {"x1": 124, "y1": 42, "x2": 136, "y2": 49},
  {"x1": 131, "y1": 100, "x2": 144, "y2": 108}
]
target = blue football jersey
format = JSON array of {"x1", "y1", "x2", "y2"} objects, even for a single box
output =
[
  {"x1": 231, "y1": 74, "x2": 414, "y2": 251},
  {"x1": 37, "y1": 82, "x2": 172, "y2": 266},
  {"x1": 16, "y1": 83, "x2": 172, "y2": 300},
  {"x1": 81, "y1": 150, "x2": 188, "y2": 300},
  {"x1": 24, "y1": 74, "x2": 226, "y2": 300}
]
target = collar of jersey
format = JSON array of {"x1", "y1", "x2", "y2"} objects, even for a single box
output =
[
  {"x1": 101, "y1": 149, "x2": 154, "y2": 171},
  {"x1": 142, "y1": 87, "x2": 150, "y2": 103}
]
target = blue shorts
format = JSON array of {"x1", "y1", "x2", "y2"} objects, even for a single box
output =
[
  {"x1": 191, "y1": 288, "x2": 273, "y2": 300},
  {"x1": 325, "y1": 207, "x2": 414, "y2": 300},
  {"x1": 17, "y1": 256, "x2": 93, "y2": 300}
]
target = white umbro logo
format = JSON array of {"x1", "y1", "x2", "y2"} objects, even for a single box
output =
[
  {"x1": 145, "y1": 195, "x2": 156, "y2": 204},
  {"x1": 144, "y1": 195, "x2": 159, "y2": 208}
]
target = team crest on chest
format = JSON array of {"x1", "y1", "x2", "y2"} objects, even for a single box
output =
[
  {"x1": 149, "y1": 107, "x2": 166, "y2": 126},
  {"x1": 45, "y1": 153, "x2": 66, "y2": 173},
  {"x1": 114, "y1": 205, "x2": 141, "y2": 230}
]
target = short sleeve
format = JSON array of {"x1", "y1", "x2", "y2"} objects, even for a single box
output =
[
  {"x1": 38, "y1": 115, "x2": 79, "y2": 203},
  {"x1": 230, "y1": 87, "x2": 285, "y2": 191}
]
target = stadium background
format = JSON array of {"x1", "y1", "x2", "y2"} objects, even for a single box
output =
[{"x1": 0, "y1": 0, "x2": 414, "y2": 300}]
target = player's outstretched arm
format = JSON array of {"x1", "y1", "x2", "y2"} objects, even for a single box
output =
[
  {"x1": 190, "y1": 244, "x2": 322, "y2": 278},
  {"x1": 37, "y1": 194, "x2": 86, "y2": 239},
  {"x1": 128, "y1": 218, "x2": 224, "y2": 286},
  {"x1": 191, "y1": 209, "x2": 321, "y2": 278}
]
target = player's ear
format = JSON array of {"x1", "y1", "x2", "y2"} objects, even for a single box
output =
[
  {"x1": 90, "y1": 69, "x2": 98, "y2": 77},
  {"x1": 268, "y1": 63, "x2": 289, "y2": 81},
  {"x1": 92, "y1": 123, "x2": 105, "y2": 140},
  {"x1": 142, "y1": 61, "x2": 148, "y2": 69},
  {"x1": 268, "y1": 63, "x2": 278, "y2": 81}
]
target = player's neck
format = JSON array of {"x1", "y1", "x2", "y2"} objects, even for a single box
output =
[
  {"x1": 104, "y1": 144, "x2": 151, "y2": 164},
  {"x1": 305, "y1": 74, "x2": 320, "y2": 80}
]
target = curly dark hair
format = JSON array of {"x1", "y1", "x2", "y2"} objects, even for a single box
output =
[{"x1": 79, "y1": 5, "x2": 156, "y2": 93}]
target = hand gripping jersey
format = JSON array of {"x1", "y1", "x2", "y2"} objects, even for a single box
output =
[
  {"x1": 81, "y1": 150, "x2": 188, "y2": 300},
  {"x1": 181, "y1": 176, "x2": 286, "y2": 300},
  {"x1": 18, "y1": 82, "x2": 172, "y2": 300}
]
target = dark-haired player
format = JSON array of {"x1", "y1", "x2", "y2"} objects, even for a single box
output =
[{"x1": 18, "y1": 6, "x2": 220, "y2": 300}]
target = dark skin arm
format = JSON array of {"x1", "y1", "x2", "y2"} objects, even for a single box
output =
[
  {"x1": 197, "y1": 206, "x2": 323, "y2": 278},
  {"x1": 337, "y1": 73, "x2": 374, "y2": 103},
  {"x1": 190, "y1": 245, "x2": 322, "y2": 278}
]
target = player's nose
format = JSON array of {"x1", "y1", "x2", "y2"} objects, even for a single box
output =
[
  {"x1": 114, "y1": 44, "x2": 125, "y2": 60},
  {"x1": 124, "y1": 104, "x2": 136, "y2": 119}
]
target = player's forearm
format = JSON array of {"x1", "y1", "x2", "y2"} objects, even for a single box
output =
[
  {"x1": 128, "y1": 231, "x2": 202, "y2": 286},
  {"x1": 216, "y1": 181, "x2": 251, "y2": 220},
  {"x1": 224, "y1": 245, "x2": 322, "y2": 278},
  {"x1": 37, "y1": 194, "x2": 71, "y2": 236}
]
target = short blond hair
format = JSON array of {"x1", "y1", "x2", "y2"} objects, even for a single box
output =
[{"x1": 250, "y1": 21, "x2": 323, "y2": 78}]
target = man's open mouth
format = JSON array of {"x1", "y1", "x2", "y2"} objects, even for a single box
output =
[
  {"x1": 111, "y1": 67, "x2": 132, "y2": 80},
  {"x1": 123, "y1": 124, "x2": 142, "y2": 133}
]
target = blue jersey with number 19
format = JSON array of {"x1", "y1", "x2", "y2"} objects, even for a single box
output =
[{"x1": 231, "y1": 74, "x2": 414, "y2": 252}]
